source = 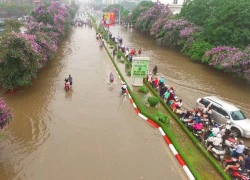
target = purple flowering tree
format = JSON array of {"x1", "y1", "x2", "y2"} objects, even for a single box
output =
[
  {"x1": 48, "y1": 2, "x2": 70, "y2": 36},
  {"x1": 33, "y1": 31, "x2": 58, "y2": 68},
  {"x1": 150, "y1": 5, "x2": 172, "y2": 37},
  {"x1": 162, "y1": 18, "x2": 200, "y2": 48},
  {"x1": 0, "y1": 32, "x2": 41, "y2": 89},
  {"x1": 0, "y1": 98, "x2": 13, "y2": 130},
  {"x1": 31, "y1": 3, "x2": 53, "y2": 25},
  {"x1": 203, "y1": 46, "x2": 250, "y2": 79},
  {"x1": 136, "y1": 3, "x2": 168, "y2": 33},
  {"x1": 0, "y1": 2, "x2": 72, "y2": 90}
]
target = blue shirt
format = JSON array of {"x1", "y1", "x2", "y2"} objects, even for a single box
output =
[{"x1": 159, "y1": 78, "x2": 165, "y2": 83}]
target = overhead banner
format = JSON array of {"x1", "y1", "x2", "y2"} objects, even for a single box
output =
[{"x1": 102, "y1": 12, "x2": 115, "y2": 26}]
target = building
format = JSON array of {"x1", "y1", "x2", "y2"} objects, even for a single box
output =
[{"x1": 155, "y1": 0, "x2": 189, "y2": 14}]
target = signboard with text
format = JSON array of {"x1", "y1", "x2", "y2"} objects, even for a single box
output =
[
  {"x1": 131, "y1": 57, "x2": 150, "y2": 86},
  {"x1": 102, "y1": 12, "x2": 115, "y2": 26},
  {"x1": 131, "y1": 57, "x2": 150, "y2": 78}
]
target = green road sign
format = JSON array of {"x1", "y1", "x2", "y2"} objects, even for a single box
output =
[{"x1": 131, "y1": 57, "x2": 150, "y2": 78}]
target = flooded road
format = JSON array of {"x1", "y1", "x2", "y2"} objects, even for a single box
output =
[
  {"x1": 109, "y1": 25, "x2": 250, "y2": 136},
  {"x1": 0, "y1": 26, "x2": 187, "y2": 179}
]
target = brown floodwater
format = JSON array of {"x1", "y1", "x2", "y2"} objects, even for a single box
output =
[
  {"x1": 0, "y1": 26, "x2": 187, "y2": 179},
  {"x1": 109, "y1": 25, "x2": 250, "y2": 143}
]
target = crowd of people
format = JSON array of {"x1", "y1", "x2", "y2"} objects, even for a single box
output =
[
  {"x1": 146, "y1": 65, "x2": 183, "y2": 114},
  {"x1": 102, "y1": 27, "x2": 142, "y2": 63}
]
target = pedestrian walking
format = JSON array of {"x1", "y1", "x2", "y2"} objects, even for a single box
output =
[
  {"x1": 152, "y1": 65, "x2": 158, "y2": 75},
  {"x1": 68, "y1": 75, "x2": 73, "y2": 85},
  {"x1": 138, "y1": 48, "x2": 142, "y2": 55}
]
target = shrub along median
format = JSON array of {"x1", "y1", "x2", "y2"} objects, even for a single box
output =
[{"x1": 89, "y1": 14, "x2": 230, "y2": 180}]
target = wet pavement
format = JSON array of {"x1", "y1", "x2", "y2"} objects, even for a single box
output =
[{"x1": 0, "y1": 26, "x2": 187, "y2": 180}]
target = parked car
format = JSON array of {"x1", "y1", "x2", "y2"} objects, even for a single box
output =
[{"x1": 196, "y1": 96, "x2": 250, "y2": 138}]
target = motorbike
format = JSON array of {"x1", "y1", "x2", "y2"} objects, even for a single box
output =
[
  {"x1": 110, "y1": 78, "x2": 114, "y2": 84},
  {"x1": 205, "y1": 140, "x2": 226, "y2": 161},
  {"x1": 222, "y1": 157, "x2": 238, "y2": 167},
  {"x1": 229, "y1": 167, "x2": 249, "y2": 180},
  {"x1": 187, "y1": 123, "x2": 204, "y2": 142},
  {"x1": 121, "y1": 88, "x2": 127, "y2": 96},
  {"x1": 180, "y1": 110, "x2": 210, "y2": 127}
]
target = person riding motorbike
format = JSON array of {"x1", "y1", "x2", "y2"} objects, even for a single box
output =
[
  {"x1": 224, "y1": 155, "x2": 245, "y2": 172},
  {"x1": 211, "y1": 124, "x2": 220, "y2": 137},
  {"x1": 232, "y1": 140, "x2": 245, "y2": 158},
  {"x1": 121, "y1": 83, "x2": 127, "y2": 94},
  {"x1": 207, "y1": 133, "x2": 223, "y2": 152},
  {"x1": 109, "y1": 72, "x2": 114, "y2": 83},
  {"x1": 192, "y1": 113, "x2": 201, "y2": 124},
  {"x1": 99, "y1": 42, "x2": 103, "y2": 48}
]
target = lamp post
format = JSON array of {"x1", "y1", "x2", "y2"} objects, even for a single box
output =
[{"x1": 118, "y1": 0, "x2": 121, "y2": 38}]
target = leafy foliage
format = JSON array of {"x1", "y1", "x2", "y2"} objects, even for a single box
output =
[
  {"x1": 179, "y1": 0, "x2": 216, "y2": 26},
  {"x1": 0, "y1": 33, "x2": 41, "y2": 89},
  {"x1": 0, "y1": 98, "x2": 13, "y2": 130},
  {"x1": 131, "y1": 1, "x2": 154, "y2": 25},
  {"x1": 136, "y1": 3, "x2": 168, "y2": 33},
  {"x1": 138, "y1": 86, "x2": 148, "y2": 93},
  {"x1": 183, "y1": 40, "x2": 214, "y2": 61},
  {"x1": 0, "y1": 2, "x2": 74, "y2": 89},
  {"x1": 203, "y1": 46, "x2": 250, "y2": 78},
  {"x1": 3, "y1": 19, "x2": 22, "y2": 33},
  {"x1": 180, "y1": 0, "x2": 250, "y2": 48},
  {"x1": 156, "y1": 111, "x2": 169, "y2": 124},
  {"x1": 147, "y1": 96, "x2": 159, "y2": 107},
  {"x1": 150, "y1": 4, "x2": 172, "y2": 36},
  {"x1": 161, "y1": 18, "x2": 199, "y2": 48}
]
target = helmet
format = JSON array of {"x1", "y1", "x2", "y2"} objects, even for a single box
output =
[
  {"x1": 239, "y1": 140, "x2": 244, "y2": 144},
  {"x1": 197, "y1": 113, "x2": 201, "y2": 117},
  {"x1": 214, "y1": 124, "x2": 219, "y2": 127}
]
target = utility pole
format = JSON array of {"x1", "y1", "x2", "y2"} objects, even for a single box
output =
[{"x1": 118, "y1": 0, "x2": 120, "y2": 37}]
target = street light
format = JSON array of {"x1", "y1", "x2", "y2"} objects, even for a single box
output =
[{"x1": 118, "y1": 0, "x2": 121, "y2": 38}]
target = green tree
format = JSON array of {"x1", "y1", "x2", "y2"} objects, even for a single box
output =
[
  {"x1": 3, "y1": 19, "x2": 22, "y2": 33},
  {"x1": 0, "y1": 33, "x2": 40, "y2": 89},
  {"x1": 180, "y1": 0, "x2": 250, "y2": 48},
  {"x1": 179, "y1": 0, "x2": 215, "y2": 26},
  {"x1": 202, "y1": 0, "x2": 250, "y2": 48},
  {"x1": 131, "y1": 1, "x2": 154, "y2": 25}
]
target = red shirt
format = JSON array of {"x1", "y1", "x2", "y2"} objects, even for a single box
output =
[{"x1": 153, "y1": 79, "x2": 159, "y2": 86}]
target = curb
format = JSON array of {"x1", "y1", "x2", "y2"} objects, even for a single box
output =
[{"x1": 110, "y1": 53, "x2": 195, "y2": 180}]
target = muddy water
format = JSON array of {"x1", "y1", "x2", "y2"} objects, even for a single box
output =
[
  {"x1": 0, "y1": 27, "x2": 187, "y2": 179},
  {"x1": 109, "y1": 25, "x2": 250, "y2": 138}
]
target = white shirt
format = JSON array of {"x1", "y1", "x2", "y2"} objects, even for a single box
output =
[
  {"x1": 177, "y1": 101, "x2": 183, "y2": 107},
  {"x1": 213, "y1": 137, "x2": 222, "y2": 146},
  {"x1": 235, "y1": 144, "x2": 245, "y2": 153},
  {"x1": 212, "y1": 127, "x2": 220, "y2": 136}
]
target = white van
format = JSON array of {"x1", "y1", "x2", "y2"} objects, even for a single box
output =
[{"x1": 196, "y1": 96, "x2": 250, "y2": 138}]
